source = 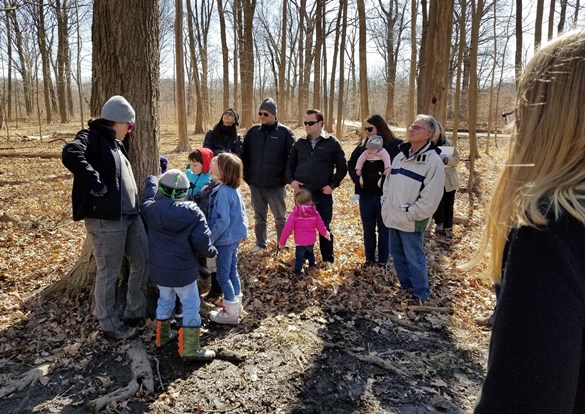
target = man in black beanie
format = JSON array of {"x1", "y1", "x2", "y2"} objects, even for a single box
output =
[{"x1": 242, "y1": 98, "x2": 295, "y2": 252}]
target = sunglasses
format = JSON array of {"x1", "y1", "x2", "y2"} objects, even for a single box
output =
[
  {"x1": 258, "y1": 111, "x2": 270, "y2": 117},
  {"x1": 223, "y1": 110, "x2": 235, "y2": 117},
  {"x1": 304, "y1": 120, "x2": 319, "y2": 126},
  {"x1": 364, "y1": 126, "x2": 374, "y2": 132},
  {"x1": 127, "y1": 122, "x2": 134, "y2": 132}
]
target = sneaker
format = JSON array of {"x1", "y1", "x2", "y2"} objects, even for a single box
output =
[
  {"x1": 103, "y1": 324, "x2": 139, "y2": 340},
  {"x1": 362, "y1": 261, "x2": 375, "y2": 268},
  {"x1": 251, "y1": 246, "x2": 266, "y2": 253}
]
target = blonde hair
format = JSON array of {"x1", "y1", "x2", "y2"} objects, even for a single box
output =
[
  {"x1": 215, "y1": 152, "x2": 243, "y2": 189},
  {"x1": 294, "y1": 188, "x2": 313, "y2": 206},
  {"x1": 464, "y1": 30, "x2": 585, "y2": 281}
]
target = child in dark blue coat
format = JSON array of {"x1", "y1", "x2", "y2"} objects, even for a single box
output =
[{"x1": 141, "y1": 169, "x2": 217, "y2": 360}]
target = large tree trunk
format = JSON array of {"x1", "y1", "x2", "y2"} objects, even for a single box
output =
[
  {"x1": 53, "y1": 0, "x2": 160, "y2": 297},
  {"x1": 313, "y1": 0, "x2": 323, "y2": 110},
  {"x1": 186, "y1": 0, "x2": 204, "y2": 134},
  {"x1": 278, "y1": 0, "x2": 287, "y2": 114},
  {"x1": 326, "y1": 3, "x2": 343, "y2": 132},
  {"x1": 357, "y1": 0, "x2": 368, "y2": 123},
  {"x1": 239, "y1": 0, "x2": 256, "y2": 128},
  {"x1": 56, "y1": 0, "x2": 69, "y2": 123},
  {"x1": 174, "y1": 0, "x2": 190, "y2": 152},
  {"x1": 217, "y1": 0, "x2": 230, "y2": 109},
  {"x1": 334, "y1": 0, "x2": 348, "y2": 139},
  {"x1": 36, "y1": 0, "x2": 53, "y2": 124},
  {"x1": 407, "y1": 0, "x2": 417, "y2": 125},
  {"x1": 467, "y1": 0, "x2": 483, "y2": 191},
  {"x1": 534, "y1": 0, "x2": 544, "y2": 51},
  {"x1": 418, "y1": 0, "x2": 454, "y2": 123}
]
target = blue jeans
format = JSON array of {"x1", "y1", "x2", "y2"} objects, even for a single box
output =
[
  {"x1": 359, "y1": 193, "x2": 389, "y2": 264},
  {"x1": 312, "y1": 192, "x2": 334, "y2": 263},
  {"x1": 216, "y1": 242, "x2": 241, "y2": 301},
  {"x1": 85, "y1": 215, "x2": 149, "y2": 331},
  {"x1": 157, "y1": 282, "x2": 201, "y2": 327},
  {"x1": 295, "y1": 244, "x2": 316, "y2": 273},
  {"x1": 388, "y1": 228, "x2": 430, "y2": 300}
]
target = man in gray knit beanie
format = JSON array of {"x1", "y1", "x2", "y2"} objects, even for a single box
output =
[{"x1": 101, "y1": 95, "x2": 136, "y2": 124}]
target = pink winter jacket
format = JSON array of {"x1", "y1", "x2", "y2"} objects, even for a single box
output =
[{"x1": 279, "y1": 204, "x2": 330, "y2": 247}]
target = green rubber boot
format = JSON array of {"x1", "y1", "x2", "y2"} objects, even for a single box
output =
[
  {"x1": 178, "y1": 327, "x2": 216, "y2": 361},
  {"x1": 155, "y1": 319, "x2": 177, "y2": 347}
]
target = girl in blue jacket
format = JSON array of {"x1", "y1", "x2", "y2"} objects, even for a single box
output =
[{"x1": 207, "y1": 153, "x2": 248, "y2": 324}]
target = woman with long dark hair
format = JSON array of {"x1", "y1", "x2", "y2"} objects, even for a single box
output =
[
  {"x1": 348, "y1": 114, "x2": 402, "y2": 268},
  {"x1": 203, "y1": 108, "x2": 243, "y2": 157}
]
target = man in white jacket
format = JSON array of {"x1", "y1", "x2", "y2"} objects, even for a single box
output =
[{"x1": 381, "y1": 114, "x2": 445, "y2": 301}]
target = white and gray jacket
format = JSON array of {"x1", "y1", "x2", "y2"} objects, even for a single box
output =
[{"x1": 381, "y1": 140, "x2": 445, "y2": 232}]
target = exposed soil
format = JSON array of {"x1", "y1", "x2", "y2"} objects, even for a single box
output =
[{"x1": 0, "y1": 124, "x2": 504, "y2": 413}]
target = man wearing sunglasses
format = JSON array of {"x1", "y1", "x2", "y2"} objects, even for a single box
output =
[
  {"x1": 286, "y1": 109, "x2": 347, "y2": 265},
  {"x1": 242, "y1": 97, "x2": 295, "y2": 252}
]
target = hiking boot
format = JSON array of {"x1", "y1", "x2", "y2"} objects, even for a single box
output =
[
  {"x1": 103, "y1": 324, "x2": 139, "y2": 341},
  {"x1": 201, "y1": 272, "x2": 222, "y2": 301}
]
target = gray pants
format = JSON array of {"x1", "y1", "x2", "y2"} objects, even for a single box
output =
[
  {"x1": 249, "y1": 185, "x2": 287, "y2": 248},
  {"x1": 85, "y1": 215, "x2": 149, "y2": 331}
]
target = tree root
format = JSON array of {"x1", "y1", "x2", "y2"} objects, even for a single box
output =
[
  {"x1": 323, "y1": 342, "x2": 406, "y2": 377},
  {"x1": 87, "y1": 341, "x2": 154, "y2": 412},
  {"x1": 0, "y1": 363, "x2": 52, "y2": 399}
]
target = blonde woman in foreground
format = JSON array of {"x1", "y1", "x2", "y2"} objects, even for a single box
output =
[{"x1": 469, "y1": 31, "x2": 585, "y2": 413}]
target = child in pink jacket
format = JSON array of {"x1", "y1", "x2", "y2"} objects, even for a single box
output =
[{"x1": 279, "y1": 189, "x2": 331, "y2": 276}]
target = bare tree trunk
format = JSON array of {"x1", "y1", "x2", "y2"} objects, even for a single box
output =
[
  {"x1": 278, "y1": 0, "x2": 287, "y2": 115},
  {"x1": 74, "y1": 0, "x2": 84, "y2": 129},
  {"x1": 418, "y1": 0, "x2": 454, "y2": 123},
  {"x1": 186, "y1": 0, "x2": 204, "y2": 134},
  {"x1": 357, "y1": 0, "x2": 368, "y2": 123},
  {"x1": 407, "y1": 0, "x2": 417, "y2": 125},
  {"x1": 451, "y1": 0, "x2": 466, "y2": 146},
  {"x1": 326, "y1": 3, "x2": 343, "y2": 132},
  {"x1": 217, "y1": 0, "x2": 230, "y2": 108},
  {"x1": 515, "y1": 0, "x2": 523, "y2": 85},
  {"x1": 467, "y1": 0, "x2": 483, "y2": 191},
  {"x1": 4, "y1": 1, "x2": 12, "y2": 121},
  {"x1": 558, "y1": 0, "x2": 568, "y2": 33},
  {"x1": 485, "y1": 0, "x2": 498, "y2": 156},
  {"x1": 233, "y1": 0, "x2": 241, "y2": 112},
  {"x1": 174, "y1": 0, "x2": 190, "y2": 152},
  {"x1": 56, "y1": 0, "x2": 69, "y2": 123},
  {"x1": 194, "y1": 0, "x2": 213, "y2": 129},
  {"x1": 36, "y1": 0, "x2": 53, "y2": 124},
  {"x1": 297, "y1": 0, "x2": 306, "y2": 123},
  {"x1": 335, "y1": 0, "x2": 348, "y2": 139},
  {"x1": 534, "y1": 0, "x2": 544, "y2": 51},
  {"x1": 239, "y1": 0, "x2": 256, "y2": 128},
  {"x1": 313, "y1": 0, "x2": 323, "y2": 109},
  {"x1": 547, "y1": 0, "x2": 555, "y2": 40},
  {"x1": 9, "y1": 6, "x2": 33, "y2": 117}
]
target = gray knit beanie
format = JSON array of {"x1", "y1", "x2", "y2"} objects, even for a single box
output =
[
  {"x1": 259, "y1": 97, "x2": 277, "y2": 116},
  {"x1": 101, "y1": 95, "x2": 136, "y2": 123}
]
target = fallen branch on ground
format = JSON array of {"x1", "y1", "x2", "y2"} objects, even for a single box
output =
[
  {"x1": 407, "y1": 306, "x2": 453, "y2": 314},
  {"x1": 323, "y1": 342, "x2": 406, "y2": 377}
]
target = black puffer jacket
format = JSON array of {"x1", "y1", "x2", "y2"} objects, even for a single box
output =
[
  {"x1": 203, "y1": 125, "x2": 243, "y2": 157},
  {"x1": 242, "y1": 122, "x2": 295, "y2": 188},
  {"x1": 286, "y1": 131, "x2": 348, "y2": 194},
  {"x1": 62, "y1": 121, "x2": 127, "y2": 221}
]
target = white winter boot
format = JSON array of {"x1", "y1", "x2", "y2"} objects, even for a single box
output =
[
  {"x1": 209, "y1": 298, "x2": 240, "y2": 325},
  {"x1": 236, "y1": 293, "x2": 244, "y2": 317}
]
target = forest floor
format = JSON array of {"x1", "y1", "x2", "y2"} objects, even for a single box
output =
[{"x1": 0, "y1": 123, "x2": 507, "y2": 413}]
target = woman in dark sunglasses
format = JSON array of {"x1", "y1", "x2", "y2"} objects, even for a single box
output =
[
  {"x1": 347, "y1": 114, "x2": 402, "y2": 269},
  {"x1": 203, "y1": 108, "x2": 243, "y2": 157}
]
